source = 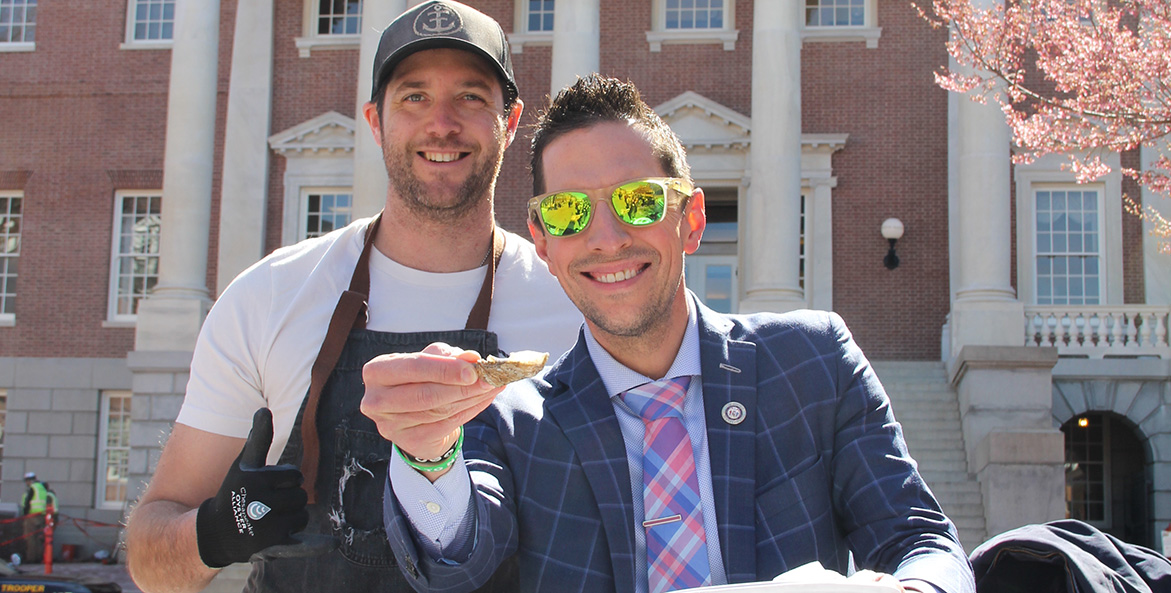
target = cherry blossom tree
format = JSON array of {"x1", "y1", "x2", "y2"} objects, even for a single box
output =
[{"x1": 917, "y1": 0, "x2": 1171, "y2": 252}]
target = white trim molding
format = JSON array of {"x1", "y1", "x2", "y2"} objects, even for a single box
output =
[
  {"x1": 800, "y1": 0, "x2": 880, "y2": 48},
  {"x1": 1014, "y1": 152, "x2": 1124, "y2": 306},
  {"x1": 295, "y1": 0, "x2": 362, "y2": 57},
  {"x1": 655, "y1": 91, "x2": 847, "y2": 311},
  {"x1": 269, "y1": 112, "x2": 356, "y2": 246},
  {"x1": 646, "y1": 0, "x2": 738, "y2": 52},
  {"x1": 509, "y1": 0, "x2": 554, "y2": 53}
]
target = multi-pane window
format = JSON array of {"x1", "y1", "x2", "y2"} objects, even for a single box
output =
[
  {"x1": 0, "y1": 192, "x2": 20, "y2": 319},
  {"x1": 0, "y1": 391, "x2": 7, "y2": 482},
  {"x1": 129, "y1": 0, "x2": 174, "y2": 41},
  {"x1": 0, "y1": 0, "x2": 36, "y2": 44},
  {"x1": 665, "y1": 0, "x2": 724, "y2": 29},
  {"x1": 109, "y1": 192, "x2": 162, "y2": 320},
  {"x1": 805, "y1": 0, "x2": 865, "y2": 27},
  {"x1": 526, "y1": 0, "x2": 554, "y2": 32},
  {"x1": 305, "y1": 191, "x2": 352, "y2": 239},
  {"x1": 1064, "y1": 414, "x2": 1105, "y2": 524},
  {"x1": 799, "y1": 194, "x2": 806, "y2": 290},
  {"x1": 1035, "y1": 188, "x2": 1101, "y2": 305},
  {"x1": 317, "y1": 0, "x2": 362, "y2": 36},
  {"x1": 686, "y1": 188, "x2": 737, "y2": 313},
  {"x1": 97, "y1": 392, "x2": 132, "y2": 509}
]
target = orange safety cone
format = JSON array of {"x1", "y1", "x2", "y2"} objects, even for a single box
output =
[{"x1": 43, "y1": 507, "x2": 54, "y2": 575}]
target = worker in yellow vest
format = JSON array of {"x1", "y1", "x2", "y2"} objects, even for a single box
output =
[{"x1": 21, "y1": 472, "x2": 56, "y2": 564}]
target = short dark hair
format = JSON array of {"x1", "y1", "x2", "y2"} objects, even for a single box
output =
[{"x1": 530, "y1": 75, "x2": 691, "y2": 197}]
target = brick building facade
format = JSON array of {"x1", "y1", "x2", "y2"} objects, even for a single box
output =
[{"x1": 1, "y1": 0, "x2": 1169, "y2": 575}]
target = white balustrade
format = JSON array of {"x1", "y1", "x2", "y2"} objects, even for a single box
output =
[{"x1": 1024, "y1": 306, "x2": 1171, "y2": 358}]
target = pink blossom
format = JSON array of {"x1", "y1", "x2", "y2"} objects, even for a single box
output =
[{"x1": 918, "y1": 0, "x2": 1171, "y2": 249}]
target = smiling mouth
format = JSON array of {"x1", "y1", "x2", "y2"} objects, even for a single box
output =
[
  {"x1": 421, "y1": 151, "x2": 468, "y2": 163},
  {"x1": 589, "y1": 266, "x2": 646, "y2": 284}
]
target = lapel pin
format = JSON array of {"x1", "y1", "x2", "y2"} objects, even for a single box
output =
[{"x1": 721, "y1": 402, "x2": 746, "y2": 425}]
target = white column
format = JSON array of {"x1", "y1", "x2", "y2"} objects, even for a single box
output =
[
  {"x1": 948, "y1": 54, "x2": 1022, "y2": 351},
  {"x1": 739, "y1": 0, "x2": 804, "y2": 313},
  {"x1": 353, "y1": 0, "x2": 408, "y2": 218},
  {"x1": 805, "y1": 177, "x2": 835, "y2": 312},
  {"x1": 945, "y1": 0, "x2": 1060, "y2": 538},
  {"x1": 134, "y1": 0, "x2": 220, "y2": 351},
  {"x1": 1142, "y1": 143, "x2": 1171, "y2": 305},
  {"x1": 216, "y1": 0, "x2": 274, "y2": 294},
  {"x1": 549, "y1": 0, "x2": 600, "y2": 97}
]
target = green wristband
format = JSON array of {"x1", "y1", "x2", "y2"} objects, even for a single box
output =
[{"x1": 394, "y1": 426, "x2": 464, "y2": 473}]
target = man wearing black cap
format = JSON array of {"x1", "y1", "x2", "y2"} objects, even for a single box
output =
[{"x1": 124, "y1": 2, "x2": 580, "y2": 592}]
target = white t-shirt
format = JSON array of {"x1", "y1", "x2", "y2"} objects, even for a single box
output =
[{"x1": 176, "y1": 217, "x2": 583, "y2": 462}]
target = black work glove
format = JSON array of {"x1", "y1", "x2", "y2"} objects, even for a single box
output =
[{"x1": 195, "y1": 408, "x2": 310, "y2": 568}]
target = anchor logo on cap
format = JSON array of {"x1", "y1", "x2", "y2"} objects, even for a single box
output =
[{"x1": 415, "y1": 3, "x2": 463, "y2": 36}]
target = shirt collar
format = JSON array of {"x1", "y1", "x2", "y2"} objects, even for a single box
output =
[{"x1": 583, "y1": 296, "x2": 701, "y2": 398}]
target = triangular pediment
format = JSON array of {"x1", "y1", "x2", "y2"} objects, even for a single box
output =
[
  {"x1": 268, "y1": 111, "x2": 356, "y2": 156},
  {"x1": 654, "y1": 91, "x2": 751, "y2": 149}
]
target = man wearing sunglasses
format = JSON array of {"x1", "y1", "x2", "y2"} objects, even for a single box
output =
[
  {"x1": 363, "y1": 76, "x2": 975, "y2": 593},
  {"x1": 124, "y1": 2, "x2": 580, "y2": 593}
]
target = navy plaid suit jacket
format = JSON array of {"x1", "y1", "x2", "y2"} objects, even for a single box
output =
[{"x1": 385, "y1": 299, "x2": 975, "y2": 593}]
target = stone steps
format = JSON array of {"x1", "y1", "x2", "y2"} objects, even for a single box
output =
[{"x1": 873, "y1": 361, "x2": 987, "y2": 553}]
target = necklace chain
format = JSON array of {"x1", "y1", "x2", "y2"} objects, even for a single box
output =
[{"x1": 478, "y1": 236, "x2": 492, "y2": 267}]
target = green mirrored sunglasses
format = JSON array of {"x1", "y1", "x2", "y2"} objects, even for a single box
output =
[{"x1": 528, "y1": 177, "x2": 693, "y2": 237}]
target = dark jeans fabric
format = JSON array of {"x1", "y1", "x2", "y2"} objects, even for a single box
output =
[{"x1": 247, "y1": 329, "x2": 517, "y2": 593}]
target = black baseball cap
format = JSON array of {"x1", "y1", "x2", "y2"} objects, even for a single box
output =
[{"x1": 371, "y1": 0, "x2": 517, "y2": 105}]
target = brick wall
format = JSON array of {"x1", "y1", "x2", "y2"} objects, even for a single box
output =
[
  {"x1": 0, "y1": 0, "x2": 172, "y2": 359},
  {"x1": 3, "y1": 0, "x2": 1157, "y2": 365},
  {"x1": 803, "y1": 2, "x2": 951, "y2": 359}
]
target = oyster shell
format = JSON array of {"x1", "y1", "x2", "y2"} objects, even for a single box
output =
[{"x1": 475, "y1": 350, "x2": 549, "y2": 386}]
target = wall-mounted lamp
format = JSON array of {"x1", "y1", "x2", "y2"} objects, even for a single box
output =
[{"x1": 881, "y1": 218, "x2": 904, "y2": 270}]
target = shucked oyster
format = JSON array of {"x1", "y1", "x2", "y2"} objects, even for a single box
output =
[{"x1": 475, "y1": 350, "x2": 549, "y2": 387}]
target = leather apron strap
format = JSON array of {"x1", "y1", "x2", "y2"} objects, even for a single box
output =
[{"x1": 299, "y1": 215, "x2": 504, "y2": 502}]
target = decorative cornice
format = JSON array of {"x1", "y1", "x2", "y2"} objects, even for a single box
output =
[
  {"x1": 655, "y1": 92, "x2": 849, "y2": 154},
  {"x1": 268, "y1": 111, "x2": 356, "y2": 156}
]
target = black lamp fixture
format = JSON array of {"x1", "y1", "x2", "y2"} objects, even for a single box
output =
[{"x1": 881, "y1": 218, "x2": 904, "y2": 270}]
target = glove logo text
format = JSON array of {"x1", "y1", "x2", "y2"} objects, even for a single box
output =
[
  {"x1": 232, "y1": 487, "x2": 254, "y2": 536},
  {"x1": 247, "y1": 500, "x2": 272, "y2": 521}
]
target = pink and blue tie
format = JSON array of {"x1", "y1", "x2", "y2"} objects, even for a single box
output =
[{"x1": 623, "y1": 376, "x2": 712, "y2": 593}]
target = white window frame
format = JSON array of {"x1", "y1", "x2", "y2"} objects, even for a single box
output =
[
  {"x1": 300, "y1": 187, "x2": 354, "y2": 240},
  {"x1": 270, "y1": 112, "x2": 357, "y2": 245},
  {"x1": 96, "y1": 391, "x2": 132, "y2": 510},
  {"x1": 509, "y1": 0, "x2": 553, "y2": 53},
  {"x1": 687, "y1": 184, "x2": 739, "y2": 312},
  {"x1": 801, "y1": 0, "x2": 882, "y2": 49},
  {"x1": 0, "y1": 0, "x2": 36, "y2": 53},
  {"x1": 121, "y1": 0, "x2": 175, "y2": 50},
  {"x1": 0, "y1": 190, "x2": 21, "y2": 326},
  {"x1": 646, "y1": 0, "x2": 738, "y2": 52},
  {"x1": 1033, "y1": 185, "x2": 1104, "y2": 305},
  {"x1": 1015, "y1": 153, "x2": 1124, "y2": 305},
  {"x1": 687, "y1": 255, "x2": 739, "y2": 313},
  {"x1": 0, "y1": 390, "x2": 7, "y2": 481},
  {"x1": 106, "y1": 191, "x2": 162, "y2": 324},
  {"x1": 295, "y1": 0, "x2": 363, "y2": 57}
]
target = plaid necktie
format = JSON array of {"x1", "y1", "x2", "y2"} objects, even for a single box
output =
[{"x1": 623, "y1": 376, "x2": 712, "y2": 593}]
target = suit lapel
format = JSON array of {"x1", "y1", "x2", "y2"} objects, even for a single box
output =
[
  {"x1": 695, "y1": 300, "x2": 759, "y2": 583},
  {"x1": 544, "y1": 339, "x2": 638, "y2": 593}
]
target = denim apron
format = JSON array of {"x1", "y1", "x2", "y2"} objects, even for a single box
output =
[{"x1": 245, "y1": 215, "x2": 518, "y2": 591}]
